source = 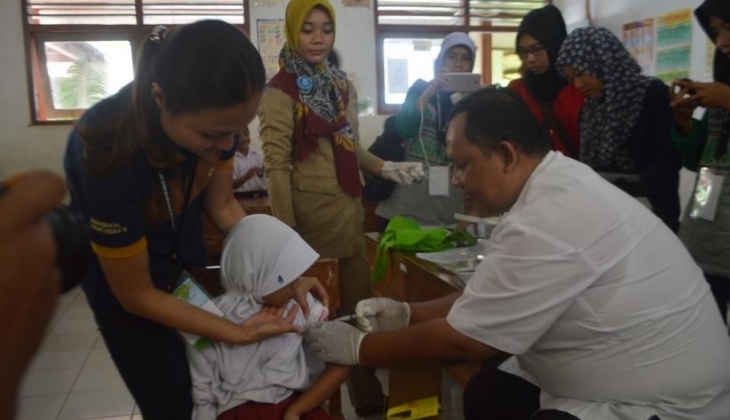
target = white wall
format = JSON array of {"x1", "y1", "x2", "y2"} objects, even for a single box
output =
[
  {"x1": 0, "y1": 1, "x2": 71, "y2": 179},
  {"x1": 554, "y1": 0, "x2": 710, "y2": 82},
  {"x1": 0, "y1": 0, "x2": 387, "y2": 179}
]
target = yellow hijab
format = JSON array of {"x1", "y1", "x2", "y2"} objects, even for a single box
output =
[{"x1": 284, "y1": 0, "x2": 336, "y2": 50}]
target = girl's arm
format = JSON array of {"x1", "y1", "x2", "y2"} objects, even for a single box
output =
[
  {"x1": 283, "y1": 364, "x2": 350, "y2": 420},
  {"x1": 99, "y1": 253, "x2": 302, "y2": 344}
]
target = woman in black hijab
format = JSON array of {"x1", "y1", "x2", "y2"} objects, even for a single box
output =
[{"x1": 508, "y1": 4, "x2": 583, "y2": 159}]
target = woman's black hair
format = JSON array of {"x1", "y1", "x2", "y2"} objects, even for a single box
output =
[
  {"x1": 696, "y1": 0, "x2": 730, "y2": 85},
  {"x1": 80, "y1": 20, "x2": 266, "y2": 175},
  {"x1": 449, "y1": 87, "x2": 552, "y2": 157}
]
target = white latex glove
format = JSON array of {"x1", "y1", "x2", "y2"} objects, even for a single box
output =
[
  {"x1": 355, "y1": 297, "x2": 410, "y2": 333},
  {"x1": 305, "y1": 321, "x2": 366, "y2": 366},
  {"x1": 381, "y1": 161, "x2": 426, "y2": 185}
]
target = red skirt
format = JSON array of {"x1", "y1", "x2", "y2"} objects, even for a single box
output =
[{"x1": 217, "y1": 394, "x2": 331, "y2": 420}]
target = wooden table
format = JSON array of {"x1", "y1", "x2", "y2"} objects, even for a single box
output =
[
  {"x1": 365, "y1": 233, "x2": 464, "y2": 303},
  {"x1": 364, "y1": 233, "x2": 481, "y2": 416}
]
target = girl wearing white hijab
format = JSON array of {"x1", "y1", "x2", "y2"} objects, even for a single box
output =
[{"x1": 187, "y1": 214, "x2": 348, "y2": 420}]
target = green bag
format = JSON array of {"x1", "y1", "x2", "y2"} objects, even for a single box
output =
[{"x1": 371, "y1": 216, "x2": 475, "y2": 282}]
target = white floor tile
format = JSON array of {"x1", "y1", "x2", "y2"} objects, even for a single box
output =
[
  {"x1": 45, "y1": 314, "x2": 64, "y2": 336},
  {"x1": 49, "y1": 318, "x2": 98, "y2": 335},
  {"x1": 19, "y1": 369, "x2": 79, "y2": 397},
  {"x1": 72, "y1": 363, "x2": 127, "y2": 392},
  {"x1": 56, "y1": 389, "x2": 134, "y2": 420},
  {"x1": 40, "y1": 332, "x2": 99, "y2": 353},
  {"x1": 131, "y1": 415, "x2": 143, "y2": 420},
  {"x1": 84, "y1": 348, "x2": 116, "y2": 369},
  {"x1": 27, "y1": 349, "x2": 91, "y2": 372},
  {"x1": 93, "y1": 336, "x2": 108, "y2": 351},
  {"x1": 15, "y1": 394, "x2": 67, "y2": 420},
  {"x1": 62, "y1": 304, "x2": 95, "y2": 319}
]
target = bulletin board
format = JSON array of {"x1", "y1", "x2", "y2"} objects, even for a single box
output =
[{"x1": 257, "y1": 19, "x2": 286, "y2": 80}]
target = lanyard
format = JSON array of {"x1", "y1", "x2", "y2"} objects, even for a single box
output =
[
  {"x1": 157, "y1": 160, "x2": 197, "y2": 259},
  {"x1": 158, "y1": 170, "x2": 177, "y2": 232}
]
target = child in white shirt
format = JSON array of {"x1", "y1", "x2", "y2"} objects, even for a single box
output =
[{"x1": 187, "y1": 214, "x2": 348, "y2": 420}]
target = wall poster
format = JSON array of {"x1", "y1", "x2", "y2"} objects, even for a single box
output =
[
  {"x1": 622, "y1": 18, "x2": 654, "y2": 75},
  {"x1": 257, "y1": 19, "x2": 286, "y2": 80},
  {"x1": 655, "y1": 8, "x2": 692, "y2": 82}
]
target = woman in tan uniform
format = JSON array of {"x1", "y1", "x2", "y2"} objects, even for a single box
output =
[{"x1": 257, "y1": 0, "x2": 422, "y2": 414}]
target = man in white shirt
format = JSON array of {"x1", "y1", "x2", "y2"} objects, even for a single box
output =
[
  {"x1": 233, "y1": 128, "x2": 267, "y2": 195},
  {"x1": 305, "y1": 88, "x2": 730, "y2": 420}
]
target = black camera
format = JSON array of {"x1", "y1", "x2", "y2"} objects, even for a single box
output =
[{"x1": 0, "y1": 183, "x2": 90, "y2": 294}]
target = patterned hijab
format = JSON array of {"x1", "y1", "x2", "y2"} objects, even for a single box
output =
[
  {"x1": 279, "y1": 0, "x2": 360, "y2": 196},
  {"x1": 556, "y1": 27, "x2": 652, "y2": 171}
]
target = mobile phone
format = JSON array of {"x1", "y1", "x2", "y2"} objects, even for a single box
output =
[
  {"x1": 441, "y1": 73, "x2": 481, "y2": 93},
  {"x1": 674, "y1": 78, "x2": 697, "y2": 96}
]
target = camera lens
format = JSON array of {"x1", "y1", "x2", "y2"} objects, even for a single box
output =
[{"x1": 45, "y1": 205, "x2": 91, "y2": 294}]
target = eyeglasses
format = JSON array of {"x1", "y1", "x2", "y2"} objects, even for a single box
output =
[{"x1": 517, "y1": 44, "x2": 546, "y2": 59}]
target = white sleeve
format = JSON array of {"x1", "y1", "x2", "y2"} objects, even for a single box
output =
[
  {"x1": 446, "y1": 220, "x2": 600, "y2": 355},
  {"x1": 232, "y1": 155, "x2": 243, "y2": 179},
  {"x1": 254, "y1": 150, "x2": 265, "y2": 169}
]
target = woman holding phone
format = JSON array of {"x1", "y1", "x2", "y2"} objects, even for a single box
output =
[{"x1": 375, "y1": 32, "x2": 476, "y2": 230}]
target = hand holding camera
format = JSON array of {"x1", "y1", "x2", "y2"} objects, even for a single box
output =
[
  {"x1": 0, "y1": 170, "x2": 70, "y2": 418},
  {"x1": 670, "y1": 78, "x2": 730, "y2": 111},
  {"x1": 670, "y1": 78, "x2": 730, "y2": 136}
]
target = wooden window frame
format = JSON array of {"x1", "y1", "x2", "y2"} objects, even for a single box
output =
[{"x1": 21, "y1": 0, "x2": 250, "y2": 125}]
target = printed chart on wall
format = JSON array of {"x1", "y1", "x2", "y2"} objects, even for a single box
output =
[
  {"x1": 622, "y1": 19, "x2": 654, "y2": 75},
  {"x1": 257, "y1": 19, "x2": 286, "y2": 80},
  {"x1": 655, "y1": 8, "x2": 692, "y2": 83}
]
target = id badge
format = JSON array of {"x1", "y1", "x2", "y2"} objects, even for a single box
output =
[
  {"x1": 689, "y1": 167, "x2": 725, "y2": 221},
  {"x1": 428, "y1": 166, "x2": 450, "y2": 196}
]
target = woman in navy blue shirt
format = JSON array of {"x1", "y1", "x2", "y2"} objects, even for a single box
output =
[{"x1": 64, "y1": 21, "x2": 327, "y2": 420}]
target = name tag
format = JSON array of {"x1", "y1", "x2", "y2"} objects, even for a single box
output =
[
  {"x1": 428, "y1": 166, "x2": 450, "y2": 196},
  {"x1": 690, "y1": 168, "x2": 725, "y2": 221}
]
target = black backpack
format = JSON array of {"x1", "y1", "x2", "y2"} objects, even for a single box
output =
[{"x1": 363, "y1": 115, "x2": 405, "y2": 201}]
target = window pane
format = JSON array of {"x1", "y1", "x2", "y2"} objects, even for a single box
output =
[
  {"x1": 469, "y1": 0, "x2": 542, "y2": 26},
  {"x1": 143, "y1": 0, "x2": 244, "y2": 25},
  {"x1": 43, "y1": 40, "x2": 134, "y2": 112},
  {"x1": 377, "y1": 0, "x2": 463, "y2": 26},
  {"x1": 382, "y1": 37, "x2": 442, "y2": 105},
  {"x1": 27, "y1": 0, "x2": 136, "y2": 25},
  {"x1": 489, "y1": 32, "x2": 520, "y2": 86}
]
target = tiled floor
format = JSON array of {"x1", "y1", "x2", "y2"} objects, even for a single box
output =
[{"x1": 17, "y1": 288, "x2": 464, "y2": 420}]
